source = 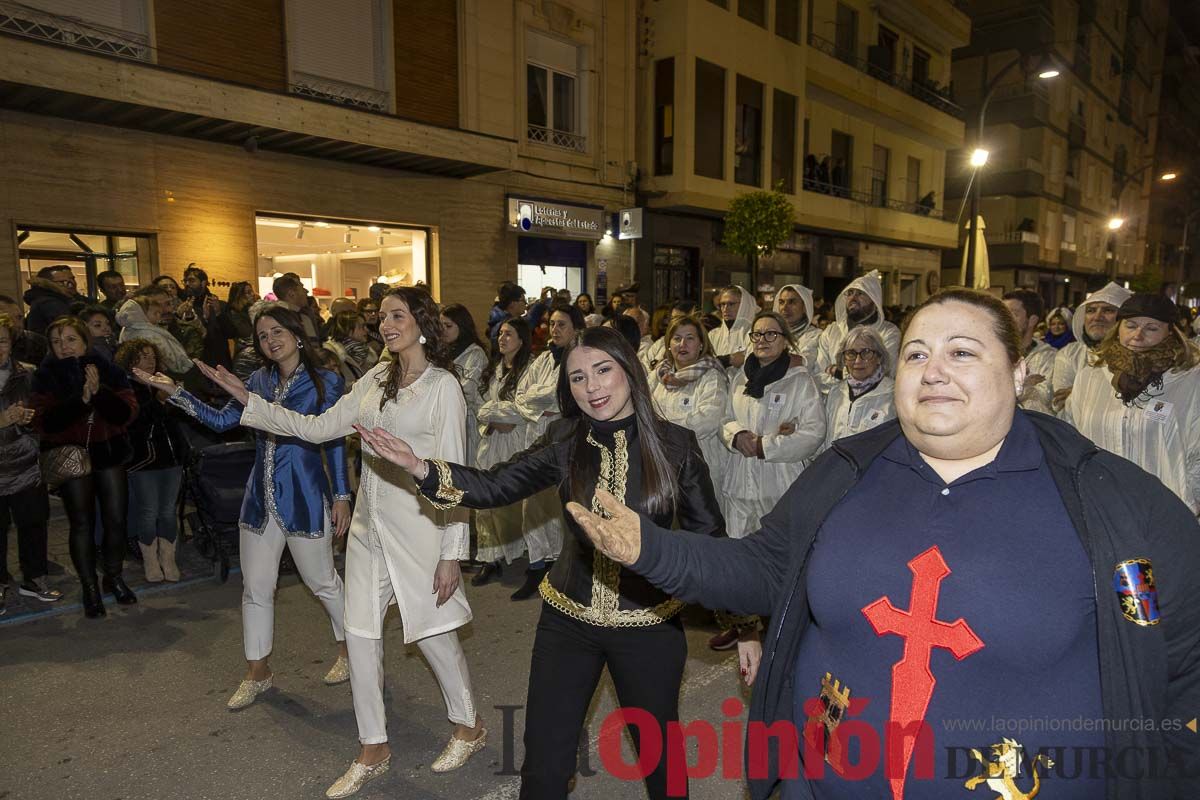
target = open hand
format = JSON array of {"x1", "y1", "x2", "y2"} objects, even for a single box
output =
[
  {"x1": 331, "y1": 499, "x2": 351, "y2": 538},
  {"x1": 132, "y1": 367, "x2": 179, "y2": 395},
  {"x1": 1, "y1": 401, "x2": 34, "y2": 427},
  {"x1": 564, "y1": 487, "x2": 642, "y2": 566},
  {"x1": 194, "y1": 361, "x2": 249, "y2": 404},
  {"x1": 354, "y1": 425, "x2": 422, "y2": 475},
  {"x1": 737, "y1": 629, "x2": 762, "y2": 686},
  {"x1": 81, "y1": 364, "x2": 100, "y2": 403},
  {"x1": 433, "y1": 559, "x2": 461, "y2": 607}
]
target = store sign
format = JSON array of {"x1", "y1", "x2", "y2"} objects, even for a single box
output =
[
  {"x1": 507, "y1": 198, "x2": 604, "y2": 240},
  {"x1": 618, "y1": 207, "x2": 643, "y2": 240}
]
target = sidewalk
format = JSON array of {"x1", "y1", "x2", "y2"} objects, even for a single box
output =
[{"x1": 1, "y1": 495, "x2": 230, "y2": 624}]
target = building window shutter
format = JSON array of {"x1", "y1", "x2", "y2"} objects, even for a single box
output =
[{"x1": 286, "y1": 0, "x2": 388, "y2": 110}]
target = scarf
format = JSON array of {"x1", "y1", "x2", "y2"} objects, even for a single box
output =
[
  {"x1": 790, "y1": 320, "x2": 811, "y2": 339},
  {"x1": 1101, "y1": 338, "x2": 1185, "y2": 405},
  {"x1": 656, "y1": 356, "x2": 722, "y2": 390},
  {"x1": 549, "y1": 342, "x2": 565, "y2": 366},
  {"x1": 1044, "y1": 328, "x2": 1075, "y2": 349},
  {"x1": 742, "y1": 354, "x2": 789, "y2": 399},
  {"x1": 847, "y1": 366, "x2": 884, "y2": 400}
]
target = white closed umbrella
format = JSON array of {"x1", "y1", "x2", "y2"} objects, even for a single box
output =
[{"x1": 959, "y1": 215, "x2": 990, "y2": 290}]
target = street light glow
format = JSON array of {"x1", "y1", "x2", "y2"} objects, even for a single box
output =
[
  {"x1": 970, "y1": 149, "x2": 990, "y2": 167},
  {"x1": 1108, "y1": 217, "x2": 1125, "y2": 231},
  {"x1": 1038, "y1": 70, "x2": 1061, "y2": 79},
  {"x1": 1161, "y1": 172, "x2": 1178, "y2": 181}
]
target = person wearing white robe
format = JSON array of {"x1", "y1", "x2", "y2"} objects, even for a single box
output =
[
  {"x1": 472, "y1": 318, "x2": 535, "y2": 582},
  {"x1": 1051, "y1": 282, "x2": 1132, "y2": 412},
  {"x1": 1064, "y1": 293, "x2": 1200, "y2": 514},
  {"x1": 193, "y1": 287, "x2": 486, "y2": 799},
  {"x1": 815, "y1": 270, "x2": 900, "y2": 395},
  {"x1": 773, "y1": 283, "x2": 821, "y2": 371},
  {"x1": 441, "y1": 305, "x2": 488, "y2": 469},
  {"x1": 649, "y1": 315, "x2": 731, "y2": 513},
  {"x1": 820, "y1": 325, "x2": 895, "y2": 453},
  {"x1": 707, "y1": 286, "x2": 757, "y2": 360},
  {"x1": 1002, "y1": 289, "x2": 1057, "y2": 415}
]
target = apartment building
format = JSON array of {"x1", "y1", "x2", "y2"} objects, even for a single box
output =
[
  {"x1": 946, "y1": 0, "x2": 1169, "y2": 308},
  {"x1": 634, "y1": 0, "x2": 969, "y2": 310},
  {"x1": 0, "y1": 0, "x2": 636, "y2": 321}
]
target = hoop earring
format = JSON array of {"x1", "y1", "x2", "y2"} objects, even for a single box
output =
[
  {"x1": 296, "y1": 340, "x2": 304, "y2": 349},
  {"x1": 419, "y1": 334, "x2": 427, "y2": 345}
]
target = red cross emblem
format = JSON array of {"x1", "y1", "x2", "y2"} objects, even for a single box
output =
[{"x1": 861, "y1": 545, "x2": 985, "y2": 800}]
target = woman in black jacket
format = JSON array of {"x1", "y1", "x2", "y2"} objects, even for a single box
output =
[
  {"x1": 357, "y1": 326, "x2": 755, "y2": 800},
  {"x1": 568, "y1": 289, "x2": 1200, "y2": 800}
]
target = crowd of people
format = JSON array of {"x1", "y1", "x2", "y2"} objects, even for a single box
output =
[{"x1": 3, "y1": 261, "x2": 1199, "y2": 798}]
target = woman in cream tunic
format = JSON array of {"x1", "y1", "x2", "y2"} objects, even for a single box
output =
[
  {"x1": 441, "y1": 303, "x2": 488, "y2": 467},
  {"x1": 197, "y1": 286, "x2": 485, "y2": 800}
]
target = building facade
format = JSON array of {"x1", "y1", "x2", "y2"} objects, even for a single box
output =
[
  {"x1": 0, "y1": 0, "x2": 636, "y2": 324},
  {"x1": 633, "y1": 0, "x2": 968, "y2": 312},
  {"x1": 945, "y1": 0, "x2": 1169, "y2": 308}
]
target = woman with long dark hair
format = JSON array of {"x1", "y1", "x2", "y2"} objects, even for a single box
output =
[
  {"x1": 573, "y1": 292, "x2": 595, "y2": 316},
  {"x1": 357, "y1": 326, "x2": 752, "y2": 800},
  {"x1": 134, "y1": 304, "x2": 352, "y2": 708},
  {"x1": 471, "y1": 317, "x2": 534, "y2": 584},
  {"x1": 31, "y1": 317, "x2": 138, "y2": 618},
  {"x1": 440, "y1": 303, "x2": 487, "y2": 467},
  {"x1": 194, "y1": 286, "x2": 486, "y2": 798}
]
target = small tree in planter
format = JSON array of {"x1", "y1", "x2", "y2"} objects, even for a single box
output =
[{"x1": 722, "y1": 187, "x2": 796, "y2": 291}]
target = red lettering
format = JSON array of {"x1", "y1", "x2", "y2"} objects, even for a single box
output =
[
  {"x1": 831, "y1": 719, "x2": 880, "y2": 781},
  {"x1": 721, "y1": 698, "x2": 745, "y2": 779},
  {"x1": 598, "y1": 708, "x2": 662, "y2": 782},
  {"x1": 665, "y1": 720, "x2": 718, "y2": 796},
  {"x1": 747, "y1": 720, "x2": 801, "y2": 780},
  {"x1": 885, "y1": 720, "x2": 935, "y2": 780}
]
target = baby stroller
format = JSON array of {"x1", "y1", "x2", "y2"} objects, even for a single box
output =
[{"x1": 181, "y1": 441, "x2": 256, "y2": 583}]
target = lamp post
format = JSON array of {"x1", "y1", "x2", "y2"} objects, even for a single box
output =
[
  {"x1": 965, "y1": 55, "x2": 1059, "y2": 288},
  {"x1": 1106, "y1": 167, "x2": 1179, "y2": 279}
]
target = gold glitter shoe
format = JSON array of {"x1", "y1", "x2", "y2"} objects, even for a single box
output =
[
  {"x1": 431, "y1": 728, "x2": 487, "y2": 773},
  {"x1": 323, "y1": 655, "x2": 350, "y2": 685},
  {"x1": 325, "y1": 756, "x2": 391, "y2": 798},
  {"x1": 226, "y1": 675, "x2": 273, "y2": 710}
]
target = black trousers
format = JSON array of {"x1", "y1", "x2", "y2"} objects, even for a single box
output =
[
  {"x1": 520, "y1": 603, "x2": 689, "y2": 800},
  {"x1": 60, "y1": 466, "x2": 128, "y2": 583},
  {"x1": 0, "y1": 482, "x2": 51, "y2": 584}
]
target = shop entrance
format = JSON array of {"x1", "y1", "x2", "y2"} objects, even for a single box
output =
[
  {"x1": 517, "y1": 237, "x2": 586, "y2": 298},
  {"x1": 17, "y1": 227, "x2": 153, "y2": 297}
]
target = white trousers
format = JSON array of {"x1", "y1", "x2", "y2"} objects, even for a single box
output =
[
  {"x1": 346, "y1": 524, "x2": 477, "y2": 744},
  {"x1": 239, "y1": 518, "x2": 345, "y2": 662}
]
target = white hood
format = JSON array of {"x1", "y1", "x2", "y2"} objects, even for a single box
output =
[
  {"x1": 1071, "y1": 282, "x2": 1132, "y2": 343},
  {"x1": 1047, "y1": 306, "x2": 1073, "y2": 326},
  {"x1": 774, "y1": 284, "x2": 814, "y2": 330},
  {"x1": 834, "y1": 270, "x2": 884, "y2": 328},
  {"x1": 730, "y1": 285, "x2": 758, "y2": 325}
]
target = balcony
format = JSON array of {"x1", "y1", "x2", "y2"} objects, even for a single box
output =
[
  {"x1": 0, "y1": 0, "x2": 150, "y2": 62},
  {"x1": 806, "y1": 32, "x2": 964, "y2": 120},
  {"x1": 289, "y1": 73, "x2": 388, "y2": 113},
  {"x1": 1068, "y1": 112, "x2": 1086, "y2": 147},
  {"x1": 988, "y1": 230, "x2": 1042, "y2": 267},
  {"x1": 986, "y1": 81, "x2": 1051, "y2": 128},
  {"x1": 526, "y1": 124, "x2": 587, "y2": 153},
  {"x1": 800, "y1": 175, "x2": 945, "y2": 220},
  {"x1": 1064, "y1": 175, "x2": 1082, "y2": 208},
  {"x1": 1059, "y1": 241, "x2": 1078, "y2": 271}
]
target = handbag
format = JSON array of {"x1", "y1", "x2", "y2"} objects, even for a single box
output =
[{"x1": 40, "y1": 412, "x2": 94, "y2": 491}]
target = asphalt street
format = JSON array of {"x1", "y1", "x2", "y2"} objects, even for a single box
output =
[{"x1": 0, "y1": 562, "x2": 755, "y2": 800}]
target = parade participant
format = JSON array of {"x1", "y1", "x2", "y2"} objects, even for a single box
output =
[
  {"x1": 194, "y1": 287, "x2": 485, "y2": 798},
  {"x1": 510, "y1": 302, "x2": 583, "y2": 599},
  {"x1": 440, "y1": 303, "x2": 488, "y2": 467},
  {"x1": 1002, "y1": 288, "x2": 1057, "y2": 415},
  {"x1": 820, "y1": 325, "x2": 894, "y2": 452},
  {"x1": 471, "y1": 318, "x2": 536, "y2": 585},
  {"x1": 641, "y1": 300, "x2": 696, "y2": 372},
  {"x1": 116, "y1": 287, "x2": 194, "y2": 377},
  {"x1": 134, "y1": 305, "x2": 352, "y2": 708},
  {"x1": 815, "y1": 270, "x2": 900, "y2": 393},
  {"x1": 773, "y1": 283, "x2": 821, "y2": 369},
  {"x1": 570, "y1": 288, "x2": 1200, "y2": 800},
  {"x1": 1051, "y1": 282, "x2": 1131, "y2": 410},
  {"x1": 357, "y1": 325, "x2": 755, "y2": 800},
  {"x1": 1064, "y1": 292, "x2": 1200, "y2": 512},
  {"x1": 32, "y1": 317, "x2": 137, "y2": 618},
  {"x1": 711, "y1": 311, "x2": 824, "y2": 650},
  {"x1": 1044, "y1": 306, "x2": 1075, "y2": 349},
  {"x1": 708, "y1": 286, "x2": 757, "y2": 361},
  {"x1": 650, "y1": 316, "x2": 730, "y2": 513}
]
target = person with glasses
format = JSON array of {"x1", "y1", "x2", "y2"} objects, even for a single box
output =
[
  {"x1": 821, "y1": 326, "x2": 895, "y2": 453},
  {"x1": 710, "y1": 311, "x2": 824, "y2": 651},
  {"x1": 708, "y1": 286, "x2": 758, "y2": 363},
  {"x1": 815, "y1": 271, "x2": 900, "y2": 395},
  {"x1": 24, "y1": 265, "x2": 82, "y2": 336}
]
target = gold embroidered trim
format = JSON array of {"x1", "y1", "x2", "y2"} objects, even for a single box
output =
[
  {"x1": 427, "y1": 458, "x2": 465, "y2": 510},
  {"x1": 538, "y1": 428, "x2": 684, "y2": 627}
]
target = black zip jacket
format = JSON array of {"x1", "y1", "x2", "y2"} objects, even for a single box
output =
[{"x1": 631, "y1": 411, "x2": 1200, "y2": 799}]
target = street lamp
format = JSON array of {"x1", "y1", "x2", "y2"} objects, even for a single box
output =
[
  {"x1": 1108, "y1": 217, "x2": 1125, "y2": 231},
  {"x1": 965, "y1": 54, "x2": 1060, "y2": 287}
]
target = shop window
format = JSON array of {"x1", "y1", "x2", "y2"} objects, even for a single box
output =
[
  {"x1": 772, "y1": 89, "x2": 797, "y2": 193},
  {"x1": 776, "y1": 0, "x2": 800, "y2": 43},
  {"x1": 735, "y1": 75, "x2": 764, "y2": 187},
  {"x1": 17, "y1": 227, "x2": 152, "y2": 298},
  {"x1": 518, "y1": 237, "x2": 586, "y2": 299},
  {"x1": 738, "y1": 0, "x2": 766, "y2": 27},
  {"x1": 654, "y1": 58, "x2": 675, "y2": 176},
  {"x1": 694, "y1": 59, "x2": 726, "y2": 180},
  {"x1": 285, "y1": 0, "x2": 389, "y2": 111},
  {"x1": 526, "y1": 30, "x2": 585, "y2": 153}
]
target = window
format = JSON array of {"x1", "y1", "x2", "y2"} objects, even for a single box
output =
[
  {"x1": 695, "y1": 59, "x2": 726, "y2": 179},
  {"x1": 654, "y1": 58, "x2": 675, "y2": 176},
  {"x1": 17, "y1": 227, "x2": 153, "y2": 295},
  {"x1": 286, "y1": 0, "x2": 389, "y2": 110},
  {"x1": 906, "y1": 156, "x2": 922, "y2": 206},
  {"x1": 835, "y1": 3, "x2": 858, "y2": 58},
  {"x1": 871, "y1": 145, "x2": 889, "y2": 207},
  {"x1": 912, "y1": 47, "x2": 931, "y2": 85},
  {"x1": 830, "y1": 129, "x2": 854, "y2": 197},
  {"x1": 738, "y1": 0, "x2": 767, "y2": 27},
  {"x1": 735, "y1": 75, "x2": 764, "y2": 186},
  {"x1": 776, "y1": 0, "x2": 800, "y2": 42},
  {"x1": 772, "y1": 90, "x2": 797, "y2": 193},
  {"x1": 872, "y1": 26, "x2": 898, "y2": 77},
  {"x1": 526, "y1": 31, "x2": 584, "y2": 152}
]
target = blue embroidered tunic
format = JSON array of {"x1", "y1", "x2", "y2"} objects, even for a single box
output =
[{"x1": 171, "y1": 366, "x2": 350, "y2": 538}]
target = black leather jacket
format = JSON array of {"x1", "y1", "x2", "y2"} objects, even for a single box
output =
[{"x1": 0, "y1": 361, "x2": 41, "y2": 496}]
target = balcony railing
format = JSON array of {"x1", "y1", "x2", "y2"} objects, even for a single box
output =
[
  {"x1": 806, "y1": 32, "x2": 964, "y2": 120},
  {"x1": 0, "y1": 0, "x2": 150, "y2": 61},
  {"x1": 289, "y1": 72, "x2": 388, "y2": 112},
  {"x1": 527, "y1": 124, "x2": 587, "y2": 153},
  {"x1": 801, "y1": 176, "x2": 945, "y2": 220}
]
